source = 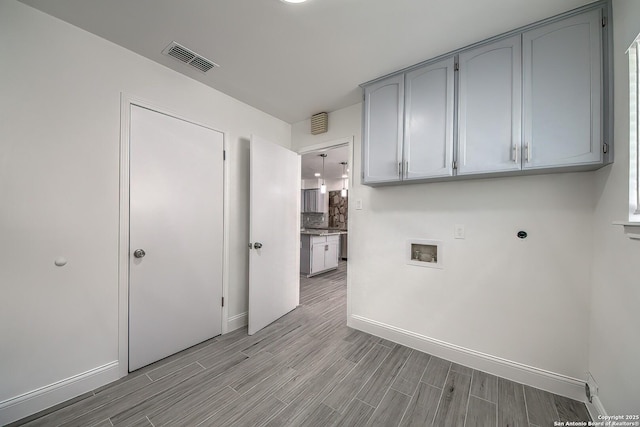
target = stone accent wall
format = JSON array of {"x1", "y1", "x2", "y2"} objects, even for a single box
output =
[{"x1": 328, "y1": 191, "x2": 348, "y2": 229}]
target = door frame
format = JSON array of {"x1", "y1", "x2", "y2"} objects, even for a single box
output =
[
  {"x1": 297, "y1": 136, "x2": 354, "y2": 320},
  {"x1": 117, "y1": 93, "x2": 229, "y2": 377}
]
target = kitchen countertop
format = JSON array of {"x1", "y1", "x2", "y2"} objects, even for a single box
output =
[{"x1": 300, "y1": 228, "x2": 347, "y2": 236}]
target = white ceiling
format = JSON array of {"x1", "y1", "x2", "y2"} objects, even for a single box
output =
[
  {"x1": 19, "y1": 0, "x2": 594, "y2": 124},
  {"x1": 301, "y1": 145, "x2": 349, "y2": 180}
]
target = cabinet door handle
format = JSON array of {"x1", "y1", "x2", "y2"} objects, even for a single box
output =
[
  {"x1": 325, "y1": 245, "x2": 328, "y2": 251},
  {"x1": 398, "y1": 161, "x2": 402, "y2": 178},
  {"x1": 405, "y1": 161, "x2": 409, "y2": 178},
  {"x1": 525, "y1": 143, "x2": 531, "y2": 162},
  {"x1": 512, "y1": 145, "x2": 518, "y2": 163}
]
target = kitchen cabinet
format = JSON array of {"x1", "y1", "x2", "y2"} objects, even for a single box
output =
[
  {"x1": 523, "y1": 8, "x2": 603, "y2": 169},
  {"x1": 404, "y1": 57, "x2": 455, "y2": 179},
  {"x1": 362, "y1": 74, "x2": 404, "y2": 184},
  {"x1": 362, "y1": 58, "x2": 454, "y2": 184},
  {"x1": 300, "y1": 234, "x2": 340, "y2": 277},
  {"x1": 360, "y1": 3, "x2": 611, "y2": 186},
  {"x1": 457, "y1": 35, "x2": 522, "y2": 175},
  {"x1": 301, "y1": 188, "x2": 327, "y2": 213}
]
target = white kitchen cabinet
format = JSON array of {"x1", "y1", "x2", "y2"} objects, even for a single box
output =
[
  {"x1": 404, "y1": 57, "x2": 455, "y2": 179},
  {"x1": 300, "y1": 234, "x2": 340, "y2": 277},
  {"x1": 523, "y1": 8, "x2": 603, "y2": 169},
  {"x1": 362, "y1": 74, "x2": 404, "y2": 184},
  {"x1": 457, "y1": 35, "x2": 522, "y2": 175}
]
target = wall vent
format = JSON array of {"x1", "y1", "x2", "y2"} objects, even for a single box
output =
[
  {"x1": 311, "y1": 112, "x2": 328, "y2": 135},
  {"x1": 162, "y1": 41, "x2": 219, "y2": 73}
]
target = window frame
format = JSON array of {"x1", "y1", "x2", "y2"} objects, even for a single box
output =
[{"x1": 629, "y1": 34, "x2": 640, "y2": 222}]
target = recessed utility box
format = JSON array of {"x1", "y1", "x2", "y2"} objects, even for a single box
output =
[{"x1": 407, "y1": 239, "x2": 443, "y2": 269}]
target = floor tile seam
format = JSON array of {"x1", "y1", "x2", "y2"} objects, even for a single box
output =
[
  {"x1": 192, "y1": 386, "x2": 242, "y2": 427},
  {"x1": 430, "y1": 364, "x2": 452, "y2": 425},
  {"x1": 468, "y1": 393, "x2": 497, "y2": 406},
  {"x1": 462, "y1": 371, "x2": 473, "y2": 427},
  {"x1": 522, "y1": 383, "x2": 533, "y2": 426},
  {"x1": 145, "y1": 415, "x2": 155, "y2": 427},
  {"x1": 386, "y1": 349, "x2": 416, "y2": 397},
  {"x1": 349, "y1": 345, "x2": 397, "y2": 406}
]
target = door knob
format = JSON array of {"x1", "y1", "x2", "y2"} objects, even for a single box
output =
[
  {"x1": 133, "y1": 249, "x2": 146, "y2": 258},
  {"x1": 253, "y1": 242, "x2": 263, "y2": 249}
]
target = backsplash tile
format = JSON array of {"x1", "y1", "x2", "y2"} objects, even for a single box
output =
[{"x1": 302, "y1": 212, "x2": 328, "y2": 228}]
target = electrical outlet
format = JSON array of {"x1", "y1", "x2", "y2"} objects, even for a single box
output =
[
  {"x1": 454, "y1": 224, "x2": 465, "y2": 239},
  {"x1": 355, "y1": 199, "x2": 363, "y2": 210}
]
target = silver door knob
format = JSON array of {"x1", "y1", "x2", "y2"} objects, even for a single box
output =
[
  {"x1": 133, "y1": 249, "x2": 146, "y2": 258},
  {"x1": 253, "y1": 242, "x2": 263, "y2": 249}
]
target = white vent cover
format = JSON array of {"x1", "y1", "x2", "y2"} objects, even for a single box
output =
[
  {"x1": 311, "y1": 112, "x2": 328, "y2": 135},
  {"x1": 162, "y1": 41, "x2": 219, "y2": 73}
]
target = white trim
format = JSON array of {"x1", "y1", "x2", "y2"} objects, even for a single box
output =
[
  {"x1": 227, "y1": 312, "x2": 248, "y2": 332},
  {"x1": 296, "y1": 137, "x2": 351, "y2": 155},
  {"x1": 0, "y1": 362, "x2": 119, "y2": 426},
  {"x1": 612, "y1": 221, "x2": 640, "y2": 239},
  {"x1": 118, "y1": 93, "x2": 229, "y2": 377},
  {"x1": 348, "y1": 314, "x2": 587, "y2": 402},
  {"x1": 586, "y1": 395, "x2": 608, "y2": 421}
]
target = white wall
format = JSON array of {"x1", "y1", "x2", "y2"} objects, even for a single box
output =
[
  {"x1": 588, "y1": 0, "x2": 640, "y2": 414},
  {"x1": 293, "y1": 93, "x2": 595, "y2": 393},
  {"x1": 0, "y1": 0, "x2": 290, "y2": 416}
]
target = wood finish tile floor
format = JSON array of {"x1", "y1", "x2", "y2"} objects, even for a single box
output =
[{"x1": 13, "y1": 262, "x2": 591, "y2": 427}]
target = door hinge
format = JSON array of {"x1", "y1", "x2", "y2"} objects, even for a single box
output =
[
  {"x1": 452, "y1": 160, "x2": 457, "y2": 170},
  {"x1": 223, "y1": 150, "x2": 226, "y2": 161},
  {"x1": 602, "y1": 16, "x2": 607, "y2": 28},
  {"x1": 221, "y1": 297, "x2": 224, "y2": 307},
  {"x1": 454, "y1": 62, "x2": 459, "y2": 72},
  {"x1": 603, "y1": 142, "x2": 609, "y2": 154}
]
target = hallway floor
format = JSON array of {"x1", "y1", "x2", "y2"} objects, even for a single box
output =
[{"x1": 14, "y1": 262, "x2": 591, "y2": 426}]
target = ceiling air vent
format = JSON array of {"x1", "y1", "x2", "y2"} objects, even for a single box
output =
[
  {"x1": 311, "y1": 112, "x2": 328, "y2": 135},
  {"x1": 162, "y1": 41, "x2": 219, "y2": 73}
]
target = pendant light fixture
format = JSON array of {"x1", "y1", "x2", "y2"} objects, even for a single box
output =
[
  {"x1": 320, "y1": 153, "x2": 327, "y2": 194},
  {"x1": 340, "y1": 162, "x2": 348, "y2": 197}
]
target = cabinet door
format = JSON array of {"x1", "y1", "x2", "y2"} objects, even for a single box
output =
[
  {"x1": 311, "y1": 243, "x2": 325, "y2": 274},
  {"x1": 458, "y1": 36, "x2": 522, "y2": 175},
  {"x1": 325, "y1": 241, "x2": 339, "y2": 269},
  {"x1": 363, "y1": 74, "x2": 404, "y2": 184},
  {"x1": 404, "y1": 57, "x2": 455, "y2": 179},
  {"x1": 523, "y1": 9, "x2": 602, "y2": 169}
]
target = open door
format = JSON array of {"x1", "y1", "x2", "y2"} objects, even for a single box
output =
[{"x1": 248, "y1": 135, "x2": 300, "y2": 335}]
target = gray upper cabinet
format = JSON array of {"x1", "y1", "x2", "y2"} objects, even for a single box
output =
[
  {"x1": 363, "y1": 74, "x2": 404, "y2": 184},
  {"x1": 522, "y1": 8, "x2": 603, "y2": 169},
  {"x1": 457, "y1": 35, "x2": 522, "y2": 175},
  {"x1": 361, "y1": 2, "x2": 610, "y2": 186},
  {"x1": 404, "y1": 57, "x2": 455, "y2": 179}
]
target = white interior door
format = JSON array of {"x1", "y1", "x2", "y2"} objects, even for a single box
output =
[
  {"x1": 249, "y1": 135, "x2": 300, "y2": 335},
  {"x1": 129, "y1": 105, "x2": 224, "y2": 371}
]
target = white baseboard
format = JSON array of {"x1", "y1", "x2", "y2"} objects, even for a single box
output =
[
  {"x1": 0, "y1": 361, "x2": 120, "y2": 426},
  {"x1": 348, "y1": 314, "x2": 586, "y2": 402},
  {"x1": 227, "y1": 311, "x2": 248, "y2": 332},
  {"x1": 586, "y1": 395, "x2": 608, "y2": 420}
]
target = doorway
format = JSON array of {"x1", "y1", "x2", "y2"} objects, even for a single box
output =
[{"x1": 299, "y1": 139, "x2": 352, "y2": 282}]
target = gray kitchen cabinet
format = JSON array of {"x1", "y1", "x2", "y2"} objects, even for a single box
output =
[
  {"x1": 360, "y1": 2, "x2": 611, "y2": 186},
  {"x1": 301, "y1": 188, "x2": 327, "y2": 213},
  {"x1": 362, "y1": 74, "x2": 404, "y2": 184},
  {"x1": 523, "y1": 8, "x2": 603, "y2": 169},
  {"x1": 404, "y1": 57, "x2": 455, "y2": 179},
  {"x1": 457, "y1": 35, "x2": 522, "y2": 175}
]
